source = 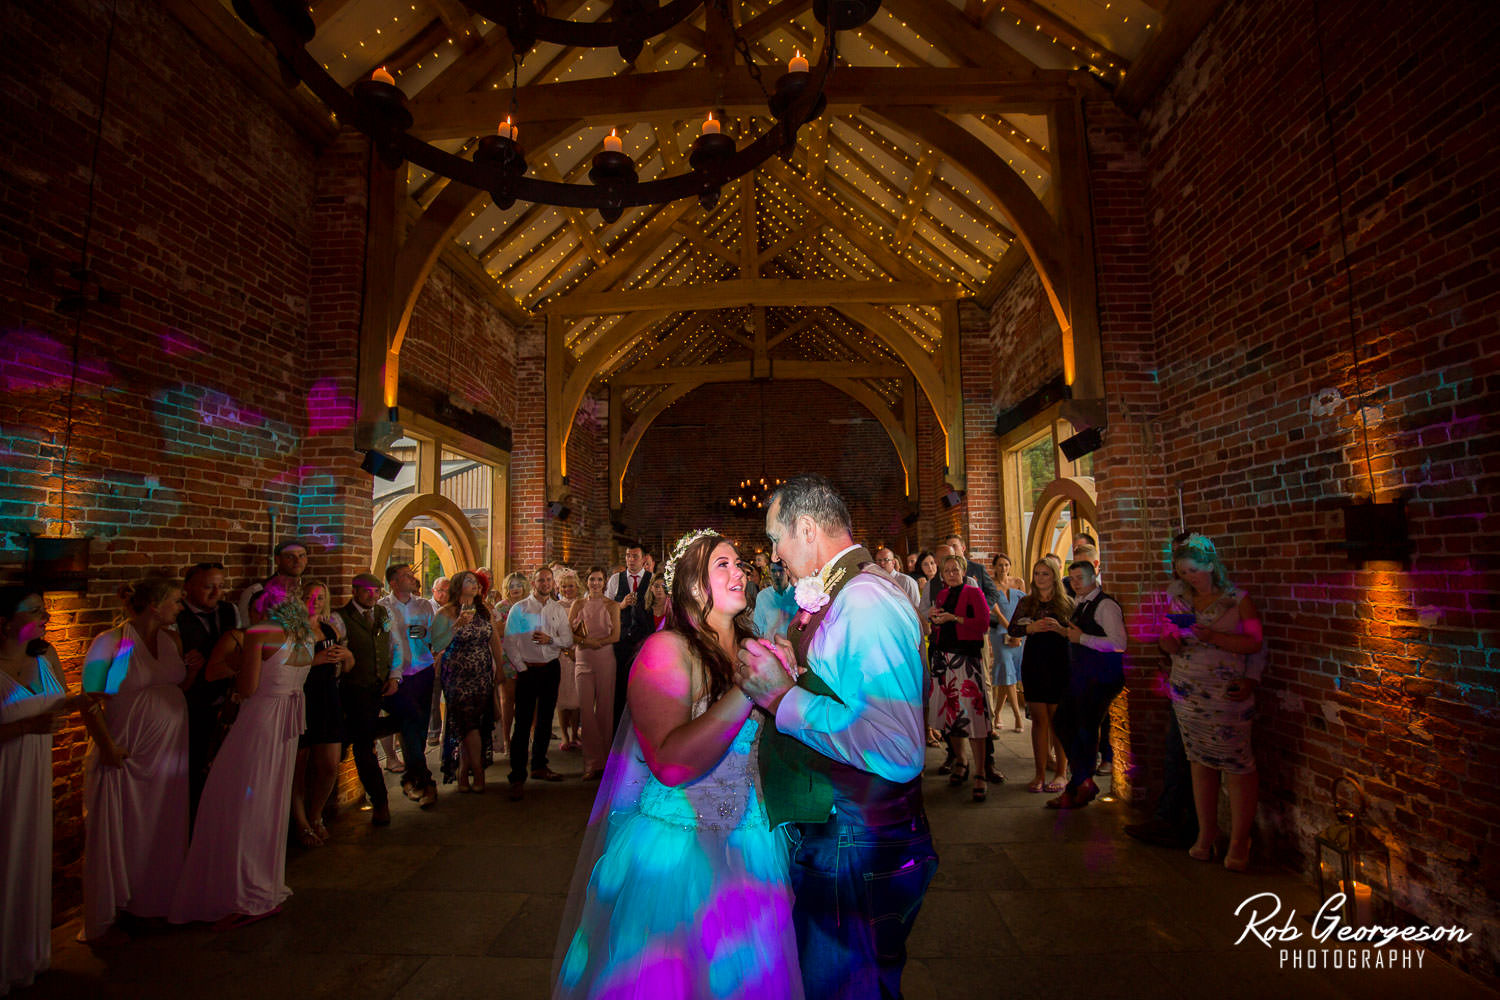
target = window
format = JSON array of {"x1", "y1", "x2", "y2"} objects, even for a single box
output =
[
  {"x1": 998, "y1": 411, "x2": 1098, "y2": 568},
  {"x1": 1016, "y1": 430, "x2": 1054, "y2": 546},
  {"x1": 440, "y1": 447, "x2": 495, "y2": 568}
]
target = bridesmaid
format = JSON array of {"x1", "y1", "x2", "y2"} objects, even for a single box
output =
[
  {"x1": 1, "y1": 587, "x2": 85, "y2": 992},
  {"x1": 170, "y1": 577, "x2": 316, "y2": 929},
  {"x1": 81, "y1": 576, "x2": 191, "y2": 944},
  {"x1": 290, "y1": 580, "x2": 353, "y2": 846},
  {"x1": 569, "y1": 567, "x2": 619, "y2": 780}
]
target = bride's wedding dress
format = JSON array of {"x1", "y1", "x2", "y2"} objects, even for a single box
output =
[{"x1": 553, "y1": 697, "x2": 803, "y2": 1000}]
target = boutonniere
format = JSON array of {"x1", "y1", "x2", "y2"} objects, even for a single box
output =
[{"x1": 794, "y1": 575, "x2": 832, "y2": 614}]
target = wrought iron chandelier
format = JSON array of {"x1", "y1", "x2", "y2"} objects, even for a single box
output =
[
  {"x1": 727, "y1": 381, "x2": 781, "y2": 513},
  {"x1": 235, "y1": 0, "x2": 883, "y2": 221}
]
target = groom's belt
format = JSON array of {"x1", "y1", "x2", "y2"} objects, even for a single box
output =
[{"x1": 823, "y1": 771, "x2": 924, "y2": 828}]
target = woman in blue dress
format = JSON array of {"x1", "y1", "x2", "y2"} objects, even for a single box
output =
[
  {"x1": 553, "y1": 530, "x2": 802, "y2": 1000},
  {"x1": 988, "y1": 553, "x2": 1027, "y2": 732}
]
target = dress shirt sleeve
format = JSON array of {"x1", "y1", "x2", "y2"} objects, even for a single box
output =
[
  {"x1": 547, "y1": 601, "x2": 574, "y2": 649},
  {"x1": 1079, "y1": 597, "x2": 1128, "y2": 653},
  {"x1": 774, "y1": 576, "x2": 926, "y2": 782},
  {"x1": 604, "y1": 573, "x2": 623, "y2": 601}
]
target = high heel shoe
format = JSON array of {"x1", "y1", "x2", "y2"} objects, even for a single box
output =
[
  {"x1": 972, "y1": 779, "x2": 987, "y2": 802},
  {"x1": 947, "y1": 762, "x2": 970, "y2": 786},
  {"x1": 1223, "y1": 841, "x2": 1251, "y2": 872},
  {"x1": 1188, "y1": 843, "x2": 1220, "y2": 862}
]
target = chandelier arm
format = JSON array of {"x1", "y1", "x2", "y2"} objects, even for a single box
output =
[
  {"x1": 245, "y1": 0, "x2": 835, "y2": 209},
  {"x1": 462, "y1": 0, "x2": 707, "y2": 49}
]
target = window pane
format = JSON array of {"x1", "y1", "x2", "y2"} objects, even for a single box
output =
[
  {"x1": 373, "y1": 436, "x2": 421, "y2": 521},
  {"x1": 1017, "y1": 434, "x2": 1055, "y2": 545},
  {"x1": 440, "y1": 448, "x2": 494, "y2": 569}
]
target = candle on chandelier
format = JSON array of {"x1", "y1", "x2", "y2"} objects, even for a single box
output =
[
  {"x1": 371, "y1": 65, "x2": 395, "y2": 86},
  {"x1": 788, "y1": 50, "x2": 808, "y2": 73},
  {"x1": 701, "y1": 113, "x2": 720, "y2": 136},
  {"x1": 498, "y1": 116, "x2": 517, "y2": 140},
  {"x1": 603, "y1": 128, "x2": 623, "y2": 153}
]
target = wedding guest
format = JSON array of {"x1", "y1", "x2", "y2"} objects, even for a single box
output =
[
  {"x1": 927, "y1": 555, "x2": 996, "y2": 799},
  {"x1": 492, "y1": 572, "x2": 528, "y2": 748},
  {"x1": 1009, "y1": 560, "x2": 1072, "y2": 793},
  {"x1": 988, "y1": 553, "x2": 1027, "y2": 733},
  {"x1": 380, "y1": 563, "x2": 450, "y2": 809},
  {"x1": 554, "y1": 569, "x2": 583, "y2": 753},
  {"x1": 875, "y1": 547, "x2": 921, "y2": 611},
  {"x1": 1071, "y1": 541, "x2": 1113, "y2": 775},
  {"x1": 290, "y1": 580, "x2": 353, "y2": 846},
  {"x1": 236, "y1": 539, "x2": 307, "y2": 626},
  {"x1": 752, "y1": 561, "x2": 798, "y2": 639},
  {"x1": 177, "y1": 560, "x2": 239, "y2": 825},
  {"x1": 605, "y1": 544, "x2": 653, "y2": 726},
  {"x1": 569, "y1": 567, "x2": 620, "y2": 780},
  {"x1": 913, "y1": 550, "x2": 939, "y2": 618},
  {"x1": 437, "y1": 571, "x2": 503, "y2": 791},
  {"x1": 645, "y1": 575, "x2": 669, "y2": 632},
  {"x1": 502, "y1": 566, "x2": 572, "y2": 799},
  {"x1": 1161, "y1": 534, "x2": 1264, "y2": 871},
  {"x1": 904, "y1": 551, "x2": 918, "y2": 574},
  {"x1": 1046, "y1": 561, "x2": 1127, "y2": 810},
  {"x1": 170, "y1": 578, "x2": 317, "y2": 930},
  {"x1": 335, "y1": 573, "x2": 395, "y2": 826},
  {"x1": 81, "y1": 576, "x2": 190, "y2": 944},
  {"x1": 1, "y1": 587, "x2": 84, "y2": 991},
  {"x1": 427, "y1": 576, "x2": 451, "y2": 746}
]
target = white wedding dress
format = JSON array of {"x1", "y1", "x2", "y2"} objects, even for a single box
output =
[{"x1": 553, "y1": 697, "x2": 803, "y2": 1000}]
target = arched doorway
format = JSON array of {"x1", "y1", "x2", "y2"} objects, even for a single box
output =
[
  {"x1": 372, "y1": 493, "x2": 479, "y2": 583},
  {"x1": 1025, "y1": 476, "x2": 1098, "y2": 570}
]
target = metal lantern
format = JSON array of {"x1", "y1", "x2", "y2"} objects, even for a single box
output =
[{"x1": 1314, "y1": 776, "x2": 1393, "y2": 927}]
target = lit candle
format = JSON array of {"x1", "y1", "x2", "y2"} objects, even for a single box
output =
[
  {"x1": 701, "y1": 112, "x2": 720, "y2": 135},
  {"x1": 371, "y1": 65, "x2": 395, "y2": 86},
  {"x1": 603, "y1": 128, "x2": 622, "y2": 153},
  {"x1": 498, "y1": 116, "x2": 517, "y2": 140},
  {"x1": 789, "y1": 50, "x2": 808, "y2": 73},
  {"x1": 1341, "y1": 881, "x2": 1374, "y2": 925}
]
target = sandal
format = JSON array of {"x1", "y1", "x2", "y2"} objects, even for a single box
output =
[
  {"x1": 947, "y1": 762, "x2": 970, "y2": 786},
  {"x1": 1042, "y1": 780, "x2": 1065, "y2": 793},
  {"x1": 296, "y1": 826, "x2": 323, "y2": 848},
  {"x1": 1026, "y1": 779, "x2": 1047, "y2": 793},
  {"x1": 211, "y1": 907, "x2": 283, "y2": 932},
  {"x1": 972, "y1": 779, "x2": 987, "y2": 802}
]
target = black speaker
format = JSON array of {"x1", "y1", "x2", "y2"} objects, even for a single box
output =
[
  {"x1": 360, "y1": 449, "x2": 404, "y2": 481},
  {"x1": 940, "y1": 489, "x2": 964, "y2": 509},
  {"x1": 902, "y1": 511, "x2": 920, "y2": 526},
  {"x1": 1059, "y1": 426, "x2": 1104, "y2": 462},
  {"x1": 548, "y1": 501, "x2": 572, "y2": 521}
]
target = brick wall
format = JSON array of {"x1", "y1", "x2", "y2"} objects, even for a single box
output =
[
  {"x1": 401, "y1": 262, "x2": 518, "y2": 429},
  {"x1": 619, "y1": 380, "x2": 910, "y2": 558},
  {"x1": 981, "y1": 0, "x2": 1499, "y2": 971},
  {"x1": 509, "y1": 320, "x2": 548, "y2": 570},
  {"x1": 0, "y1": 0, "x2": 318, "y2": 914},
  {"x1": 958, "y1": 299, "x2": 1002, "y2": 557}
]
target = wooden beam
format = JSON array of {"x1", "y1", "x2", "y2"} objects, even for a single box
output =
[
  {"x1": 1048, "y1": 97, "x2": 1105, "y2": 402},
  {"x1": 764, "y1": 158, "x2": 928, "y2": 282},
  {"x1": 835, "y1": 302, "x2": 954, "y2": 452},
  {"x1": 765, "y1": 313, "x2": 817, "y2": 351},
  {"x1": 941, "y1": 299, "x2": 965, "y2": 489},
  {"x1": 880, "y1": 0, "x2": 1037, "y2": 75},
  {"x1": 409, "y1": 67, "x2": 1078, "y2": 139},
  {"x1": 533, "y1": 160, "x2": 610, "y2": 265},
  {"x1": 984, "y1": 0, "x2": 1132, "y2": 77},
  {"x1": 551, "y1": 278, "x2": 964, "y2": 317},
  {"x1": 894, "y1": 150, "x2": 939, "y2": 250},
  {"x1": 359, "y1": 149, "x2": 402, "y2": 437},
  {"x1": 613, "y1": 379, "x2": 704, "y2": 505},
  {"x1": 613, "y1": 360, "x2": 906, "y2": 386},
  {"x1": 567, "y1": 201, "x2": 699, "y2": 296},
  {"x1": 1116, "y1": 0, "x2": 1225, "y2": 112},
  {"x1": 975, "y1": 242, "x2": 1030, "y2": 308},
  {"x1": 823, "y1": 377, "x2": 916, "y2": 497},
  {"x1": 604, "y1": 312, "x2": 716, "y2": 380},
  {"x1": 739, "y1": 174, "x2": 758, "y2": 276},
  {"x1": 740, "y1": 0, "x2": 811, "y2": 40}
]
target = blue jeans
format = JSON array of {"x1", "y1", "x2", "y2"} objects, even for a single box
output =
[
  {"x1": 789, "y1": 814, "x2": 938, "y2": 1000},
  {"x1": 384, "y1": 666, "x2": 434, "y2": 789}
]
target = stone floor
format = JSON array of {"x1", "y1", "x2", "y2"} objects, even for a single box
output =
[{"x1": 26, "y1": 729, "x2": 1496, "y2": 1000}]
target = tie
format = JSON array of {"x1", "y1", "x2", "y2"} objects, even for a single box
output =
[{"x1": 630, "y1": 574, "x2": 639, "y2": 593}]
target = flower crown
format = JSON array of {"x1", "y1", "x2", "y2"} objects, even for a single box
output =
[
  {"x1": 1175, "y1": 532, "x2": 1219, "y2": 561},
  {"x1": 662, "y1": 527, "x2": 720, "y2": 592}
]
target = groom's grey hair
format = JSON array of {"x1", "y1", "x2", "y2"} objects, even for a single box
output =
[{"x1": 768, "y1": 475, "x2": 851, "y2": 535}]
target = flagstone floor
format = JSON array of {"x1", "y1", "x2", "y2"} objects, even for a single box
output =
[{"x1": 26, "y1": 729, "x2": 1495, "y2": 1000}]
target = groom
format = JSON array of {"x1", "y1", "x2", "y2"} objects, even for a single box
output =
[{"x1": 736, "y1": 474, "x2": 937, "y2": 1000}]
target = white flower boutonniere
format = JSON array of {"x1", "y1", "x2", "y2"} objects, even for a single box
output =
[{"x1": 794, "y1": 576, "x2": 831, "y2": 614}]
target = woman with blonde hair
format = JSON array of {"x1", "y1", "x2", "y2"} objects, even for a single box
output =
[
  {"x1": 555, "y1": 568, "x2": 583, "y2": 753},
  {"x1": 290, "y1": 580, "x2": 354, "y2": 845},
  {"x1": 570, "y1": 567, "x2": 620, "y2": 780},
  {"x1": 1160, "y1": 534, "x2": 1264, "y2": 871},
  {"x1": 1008, "y1": 559, "x2": 1072, "y2": 793},
  {"x1": 492, "y1": 572, "x2": 530, "y2": 747}
]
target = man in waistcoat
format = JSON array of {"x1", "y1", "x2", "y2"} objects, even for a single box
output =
[
  {"x1": 336, "y1": 573, "x2": 396, "y2": 826},
  {"x1": 604, "y1": 544, "x2": 653, "y2": 728},
  {"x1": 1046, "y1": 559, "x2": 1128, "y2": 810},
  {"x1": 177, "y1": 560, "x2": 238, "y2": 826},
  {"x1": 735, "y1": 474, "x2": 937, "y2": 1000}
]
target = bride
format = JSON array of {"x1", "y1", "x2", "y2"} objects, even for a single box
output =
[{"x1": 553, "y1": 530, "x2": 802, "y2": 1000}]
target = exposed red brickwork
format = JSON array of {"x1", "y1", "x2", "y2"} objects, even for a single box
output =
[
  {"x1": 957, "y1": 299, "x2": 1002, "y2": 557},
  {"x1": 508, "y1": 321, "x2": 548, "y2": 570},
  {"x1": 552, "y1": 392, "x2": 610, "y2": 571},
  {"x1": 619, "y1": 381, "x2": 909, "y2": 557},
  {"x1": 401, "y1": 263, "x2": 518, "y2": 429},
  {"x1": 989, "y1": 267, "x2": 1062, "y2": 412}
]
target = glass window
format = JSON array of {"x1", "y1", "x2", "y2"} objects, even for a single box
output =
[
  {"x1": 440, "y1": 448, "x2": 495, "y2": 568},
  {"x1": 372, "y1": 436, "x2": 422, "y2": 521},
  {"x1": 1016, "y1": 431, "x2": 1056, "y2": 546}
]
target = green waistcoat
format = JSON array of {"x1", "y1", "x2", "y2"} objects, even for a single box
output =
[{"x1": 757, "y1": 546, "x2": 877, "y2": 829}]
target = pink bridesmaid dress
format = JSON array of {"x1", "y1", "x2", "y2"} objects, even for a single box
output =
[
  {"x1": 170, "y1": 635, "x2": 311, "y2": 923},
  {"x1": 1, "y1": 657, "x2": 64, "y2": 995},
  {"x1": 82, "y1": 624, "x2": 190, "y2": 940}
]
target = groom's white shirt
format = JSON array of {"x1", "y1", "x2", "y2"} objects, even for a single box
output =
[{"x1": 773, "y1": 548, "x2": 927, "y2": 784}]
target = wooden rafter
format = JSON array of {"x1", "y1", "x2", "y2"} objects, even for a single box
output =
[
  {"x1": 879, "y1": 0, "x2": 1035, "y2": 75},
  {"x1": 985, "y1": 0, "x2": 1131, "y2": 76},
  {"x1": 971, "y1": 113, "x2": 1051, "y2": 173},
  {"x1": 894, "y1": 150, "x2": 939, "y2": 250},
  {"x1": 614, "y1": 360, "x2": 905, "y2": 386},
  {"x1": 551, "y1": 278, "x2": 964, "y2": 317},
  {"x1": 763, "y1": 159, "x2": 925, "y2": 282},
  {"x1": 533, "y1": 160, "x2": 610, "y2": 265}
]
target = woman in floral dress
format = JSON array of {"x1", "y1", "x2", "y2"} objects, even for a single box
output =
[
  {"x1": 927, "y1": 555, "x2": 995, "y2": 800},
  {"x1": 438, "y1": 571, "x2": 504, "y2": 791}
]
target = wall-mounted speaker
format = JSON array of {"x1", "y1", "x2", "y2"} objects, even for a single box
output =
[
  {"x1": 1059, "y1": 426, "x2": 1104, "y2": 461},
  {"x1": 548, "y1": 501, "x2": 572, "y2": 521},
  {"x1": 360, "y1": 449, "x2": 404, "y2": 481},
  {"x1": 940, "y1": 489, "x2": 965, "y2": 509}
]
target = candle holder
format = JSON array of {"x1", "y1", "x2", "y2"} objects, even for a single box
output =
[
  {"x1": 813, "y1": 0, "x2": 881, "y2": 30},
  {"x1": 768, "y1": 69, "x2": 827, "y2": 128},
  {"x1": 1314, "y1": 776, "x2": 1394, "y2": 927},
  {"x1": 689, "y1": 131, "x2": 736, "y2": 210},
  {"x1": 475, "y1": 134, "x2": 529, "y2": 210},
  {"x1": 588, "y1": 149, "x2": 638, "y2": 223},
  {"x1": 352, "y1": 78, "x2": 414, "y2": 167}
]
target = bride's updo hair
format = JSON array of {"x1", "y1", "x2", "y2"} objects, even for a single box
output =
[
  {"x1": 664, "y1": 533, "x2": 752, "y2": 703},
  {"x1": 117, "y1": 575, "x2": 181, "y2": 616}
]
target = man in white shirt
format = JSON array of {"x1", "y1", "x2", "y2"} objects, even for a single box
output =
[
  {"x1": 379, "y1": 562, "x2": 450, "y2": 808},
  {"x1": 236, "y1": 539, "x2": 307, "y2": 625},
  {"x1": 1046, "y1": 559, "x2": 1128, "y2": 811},
  {"x1": 735, "y1": 475, "x2": 936, "y2": 1000},
  {"x1": 874, "y1": 546, "x2": 921, "y2": 611},
  {"x1": 502, "y1": 566, "x2": 574, "y2": 799}
]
